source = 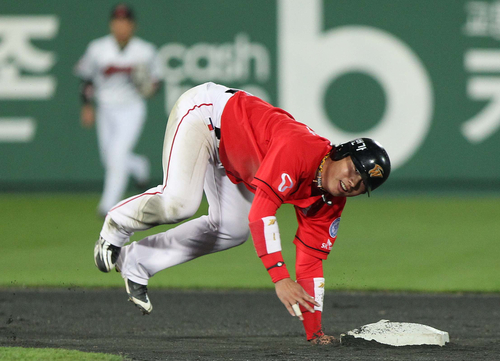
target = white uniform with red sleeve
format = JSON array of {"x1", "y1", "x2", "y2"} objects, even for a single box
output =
[{"x1": 75, "y1": 34, "x2": 162, "y2": 215}]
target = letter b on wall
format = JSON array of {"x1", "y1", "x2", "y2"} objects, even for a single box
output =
[{"x1": 278, "y1": 0, "x2": 433, "y2": 169}]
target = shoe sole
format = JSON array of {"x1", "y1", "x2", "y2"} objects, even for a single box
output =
[
  {"x1": 127, "y1": 298, "x2": 153, "y2": 315},
  {"x1": 125, "y1": 279, "x2": 153, "y2": 315}
]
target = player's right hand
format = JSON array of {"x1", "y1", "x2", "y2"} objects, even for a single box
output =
[
  {"x1": 81, "y1": 104, "x2": 95, "y2": 128},
  {"x1": 275, "y1": 278, "x2": 319, "y2": 320}
]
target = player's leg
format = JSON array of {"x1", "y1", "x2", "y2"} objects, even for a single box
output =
[
  {"x1": 98, "y1": 102, "x2": 147, "y2": 214},
  {"x1": 200, "y1": 158, "x2": 254, "y2": 254},
  {"x1": 95, "y1": 105, "x2": 114, "y2": 217},
  {"x1": 128, "y1": 153, "x2": 150, "y2": 188},
  {"x1": 116, "y1": 163, "x2": 252, "y2": 313},
  {"x1": 295, "y1": 249, "x2": 338, "y2": 345},
  {"x1": 95, "y1": 84, "x2": 220, "y2": 274},
  {"x1": 127, "y1": 103, "x2": 150, "y2": 187},
  {"x1": 117, "y1": 163, "x2": 253, "y2": 284}
]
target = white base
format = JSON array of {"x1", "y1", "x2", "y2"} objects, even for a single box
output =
[{"x1": 342, "y1": 319, "x2": 450, "y2": 347}]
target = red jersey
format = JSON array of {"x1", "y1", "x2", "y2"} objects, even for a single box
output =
[{"x1": 219, "y1": 92, "x2": 346, "y2": 260}]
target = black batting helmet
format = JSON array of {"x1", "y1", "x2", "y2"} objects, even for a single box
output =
[{"x1": 331, "y1": 138, "x2": 391, "y2": 196}]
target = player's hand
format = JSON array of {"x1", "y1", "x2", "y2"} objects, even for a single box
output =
[
  {"x1": 275, "y1": 278, "x2": 319, "y2": 321},
  {"x1": 81, "y1": 104, "x2": 95, "y2": 128}
]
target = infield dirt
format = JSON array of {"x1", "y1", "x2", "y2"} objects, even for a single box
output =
[{"x1": 1, "y1": 289, "x2": 498, "y2": 360}]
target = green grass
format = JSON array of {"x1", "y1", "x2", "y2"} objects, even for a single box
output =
[
  {"x1": 1, "y1": 193, "x2": 499, "y2": 292},
  {"x1": 0, "y1": 347, "x2": 126, "y2": 360}
]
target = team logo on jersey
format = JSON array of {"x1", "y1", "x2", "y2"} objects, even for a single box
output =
[
  {"x1": 329, "y1": 217, "x2": 341, "y2": 238},
  {"x1": 278, "y1": 173, "x2": 294, "y2": 192},
  {"x1": 369, "y1": 164, "x2": 384, "y2": 178},
  {"x1": 321, "y1": 239, "x2": 333, "y2": 250},
  {"x1": 104, "y1": 65, "x2": 133, "y2": 76}
]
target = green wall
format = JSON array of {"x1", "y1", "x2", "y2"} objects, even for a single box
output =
[{"x1": 1, "y1": 1, "x2": 499, "y2": 191}]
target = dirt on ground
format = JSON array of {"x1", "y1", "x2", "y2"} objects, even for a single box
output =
[{"x1": 0, "y1": 288, "x2": 498, "y2": 360}]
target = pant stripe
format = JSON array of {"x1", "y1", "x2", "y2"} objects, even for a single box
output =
[
  {"x1": 109, "y1": 190, "x2": 162, "y2": 212},
  {"x1": 108, "y1": 102, "x2": 214, "y2": 213},
  {"x1": 163, "y1": 102, "x2": 213, "y2": 190}
]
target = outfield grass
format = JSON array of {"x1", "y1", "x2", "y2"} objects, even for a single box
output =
[
  {"x1": 0, "y1": 347, "x2": 126, "y2": 360},
  {"x1": 1, "y1": 193, "x2": 499, "y2": 292}
]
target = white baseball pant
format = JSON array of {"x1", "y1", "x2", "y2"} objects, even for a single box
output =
[
  {"x1": 96, "y1": 101, "x2": 150, "y2": 215},
  {"x1": 100, "y1": 82, "x2": 254, "y2": 285}
]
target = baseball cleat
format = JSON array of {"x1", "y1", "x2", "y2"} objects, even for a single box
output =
[
  {"x1": 94, "y1": 236, "x2": 121, "y2": 273},
  {"x1": 309, "y1": 334, "x2": 341, "y2": 346},
  {"x1": 125, "y1": 278, "x2": 153, "y2": 315}
]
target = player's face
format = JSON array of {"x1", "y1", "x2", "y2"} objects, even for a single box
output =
[
  {"x1": 110, "y1": 18, "x2": 135, "y2": 44},
  {"x1": 322, "y1": 156, "x2": 366, "y2": 197}
]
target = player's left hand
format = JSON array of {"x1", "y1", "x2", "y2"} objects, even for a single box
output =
[
  {"x1": 275, "y1": 278, "x2": 319, "y2": 321},
  {"x1": 81, "y1": 104, "x2": 95, "y2": 128}
]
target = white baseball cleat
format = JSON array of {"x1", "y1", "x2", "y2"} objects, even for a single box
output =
[
  {"x1": 94, "y1": 236, "x2": 121, "y2": 273},
  {"x1": 125, "y1": 278, "x2": 153, "y2": 315}
]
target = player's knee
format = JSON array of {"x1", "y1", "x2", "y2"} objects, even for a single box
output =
[
  {"x1": 143, "y1": 194, "x2": 199, "y2": 224},
  {"x1": 207, "y1": 209, "x2": 250, "y2": 245},
  {"x1": 233, "y1": 229, "x2": 250, "y2": 246},
  {"x1": 223, "y1": 220, "x2": 250, "y2": 245},
  {"x1": 162, "y1": 199, "x2": 198, "y2": 223}
]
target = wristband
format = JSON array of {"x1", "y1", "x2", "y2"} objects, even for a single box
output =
[
  {"x1": 80, "y1": 80, "x2": 94, "y2": 104},
  {"x1": 266, "y1": 261, "x2": 285, "y2": 271},
  {"x1": 261, "y1": 253, "x2": 290, "y2": 283}
]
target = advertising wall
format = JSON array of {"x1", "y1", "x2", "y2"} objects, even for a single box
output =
[{"x1": 1, "y1": 0, "x2": 499, "y2": 191}]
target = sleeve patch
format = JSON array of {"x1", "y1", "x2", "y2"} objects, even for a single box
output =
[
  {"x1": 329, "y1": 217, "x2": 341, "y2": 238},
  {"x1": 277, "y1": 173, "x2": 294, "y2": 192}
]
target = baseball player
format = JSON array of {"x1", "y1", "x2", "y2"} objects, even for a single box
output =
[
  {"x1": 94, "y1": 82, "x2": 391, "y2": 345},
  {"x1": 75, "y1": 3, "x2": 162, "y2": 217}
]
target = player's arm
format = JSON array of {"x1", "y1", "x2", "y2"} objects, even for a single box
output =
[
  {"x1": 75, "y1": 44, "x2": 97, "y2": 128},
  {"x1": 147, "y1": 48, "x2": 163, "y2": 98},
  {"x1": 248, "y1": 188, "x2": 319, "y2": 320},
  {"x1": 132, "y1": 47, "x2": 163, "y2": 98},
  {"x1": 131, "y1": 64, "x2": 160, "y2": 98},
  {"x1": 79, "y1": 80, "x2": 95, "y2": 128},
  {"x1": 146, "y1": 81, "x2": 161, "y2": 98}
]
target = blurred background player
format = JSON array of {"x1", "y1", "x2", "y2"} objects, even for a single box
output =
[
  {"x1": 93, "y1": 82, "x2": 391, "y2": 345},
  {"x1": 75, "y1": 3, "x2": 162, "y2": 217}
]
